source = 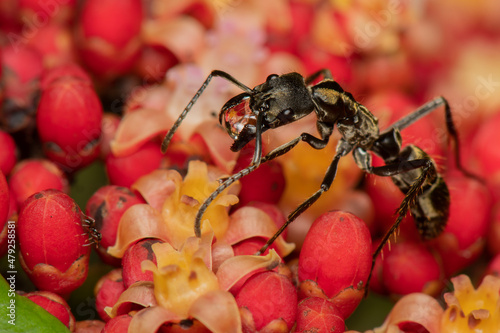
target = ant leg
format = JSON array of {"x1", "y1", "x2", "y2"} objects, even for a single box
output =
[
  {"x1": 161, "y1": 70, "x2": 253, "y2": 153},
  {"x1": 255, "y1": 139, "x2": 353, "y2": 255},
  {"x1": 193, "y1": 132, "x2": 335, "y2": 237},
  {"x1": 387, "y1": 96, "x2": 482, "y2": 181},
  {"x1": 305, "y1": 69, "x2": 333, "y2": 85}
]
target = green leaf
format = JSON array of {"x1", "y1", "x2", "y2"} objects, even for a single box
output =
[{"x1": 0, "y1": 276, "x2": 70, "y2": 333}]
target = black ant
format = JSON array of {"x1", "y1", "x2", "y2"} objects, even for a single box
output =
[
  {"x1": 82, "y1": 215, "x2": 101, "y2": 248},
  {"x1": 161, "y1": 69, "x2": 479, "y2": 292}
]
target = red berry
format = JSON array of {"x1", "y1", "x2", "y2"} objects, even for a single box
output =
[
  {"x1": 382, "y1": 241, "x2": 442, "y2": 296},
  {"x1": 295, "y1": 297, "x2": 345, "y2": 333},
  {"x1": 105, "y1": 141, "x2": 164, "y2": 187},
  {"x1": 1, "y1": 44, "x2": 43, "y2": 132},
  {"x1": 135, "y1": 44, "x2": 179, "y2": 84},
  {"x1": 364, "y1": 174, "x2": 420, "y2": 241},
  {"x1": 18, "y1": 189, "x2": 91, "y2": 296},
  {"x1": 0, "y1": 130, "x2": 17, "y2": 175},
  {"x1": 101, "y1": 314, "x2": 133, "y2": 333},
  {"x1": 121, "y1": 239, "x2": 161, "y2": 288},
  {"x1": 25, "y1": 291, "x2": 75, "y2": 330},
  {"x1": 76, "y1": 0, "x2": 143, "y2": 78},
  {"x1": 85, "y1": 185, "x2": 145, "y2": 265},
  {"x1": 95, "y1": 269, "x2": 126, "y2": 322},
  {"x1": 37, "y1": 65, "x2": 103, "y2": 172},
  {"x1": 232, "y1": 237, "x2": 271, "y2": 257},
  {"x1": 235, "y1": 271, "x2": 297, "y2": 332},
  {"x1": 298, "y1": 211, "x2": 371, "y2": 319},
  {"x1": 8, "y1": 159, "x2": 69, "y2": 210},
  {"x1": 430, "y1": 173, "x2": 492, "y2": 276}
]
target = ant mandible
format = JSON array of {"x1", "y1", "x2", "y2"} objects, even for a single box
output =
[{"x1": 161, "y1": 69, "x2": 477, "y2": 291}]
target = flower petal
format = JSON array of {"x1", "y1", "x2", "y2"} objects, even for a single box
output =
[
  {"x1": 107, "y1": 204, "x2": 169, "y2": 258},
  {"x1": 189, "y1": 290, "x2": 242, "y2": 333},
  {"x1": 106, "y1": 281, "x2": 157, "y2": 318},
  {"x1": 223, "y1": 206, "x2": 295, "y2": 257},
  {"x1": 216, "y1": 249, "x2": 281, "y2": 291},
  {"x1": 111, "y1": 108, "x2": 172, "y2": 156},
  {"x1": 374, "y1": 293, "x2": 443, "y2": 333},
  {"x1": 193, "y1": 121, "x2": 238, "y2": 174},
  {"x1": 128, "y1": 306, "x2": 182, "y2": 333},
  {"x1": 132, "y1": 169, "x2": 180, "y2": 211}
]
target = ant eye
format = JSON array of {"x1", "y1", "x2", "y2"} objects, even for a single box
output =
[
  {"x1": 220, "y1": 95, "x2": 257, "y2": 139},
  {"x1": 266, "y1": 74, "x2": 279, "y2": 81}
]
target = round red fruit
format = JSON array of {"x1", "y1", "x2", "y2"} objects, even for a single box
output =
[
  {"x1": 105, "y1": 141, "x2": 164, "y2": 187},
  {"x1": 37, "y1": 65, "x2": 102, "y2": 172},
  {"x1": 298, "y1": 211, "x2": 371, "y2": 319},
  {"x1": 76, "y1": 0, "x2": 143, "y2": 78},
  {"x1": 121, "y1": 239, "x2": 161, "y2": 288},
  {"x1": 235, "y1": 271, "x2": 297, "y2": 332},
  {"x1": 295, "y1": 297, "x2": 345, "y2": 333},
  {"x1": 8, "y1": 159, "x2": 69, "y2": 210},
  {"x1": 24, "y1": 291, "x2": 76, "y2": 330},
  {"x1": 382, "y1": 241, "x2": 442, "y2": 296},
  {"x1": 85, "y1": 185, "x2": 145, "y2": 265},
  {"x1": 94, "y1": 269, "x2": 126, "y2": 322},
  {"x1": 18, "y1": 189, "x2": 91, "y2": 296},
  {"x1": 0, "y1": 130, "x2": 17, "y2": 175},
  {"x1": 101, "y1": 314, "x2": 133, "y2": 333},
  {"x1": 430, "y1": 173, "x2": 492, "y2": 276}
]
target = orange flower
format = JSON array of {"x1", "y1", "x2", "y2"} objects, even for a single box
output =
[
  {"x1": 107, "y1": 230, "x2": 281, "y2": 332},
  {"x1": 162, "y1": 160, "x2": 238, "y2": 249},
  {"x1": 107, "y1": 160, "x2": 238, "y2": 257},
  {"x1": 441, "y1": 274, "x2": 500, "y2": 332}
]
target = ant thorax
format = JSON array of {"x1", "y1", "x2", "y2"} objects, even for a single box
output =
[{"x1": 336, "y1": 104, "x2": 379, "y2": 150}]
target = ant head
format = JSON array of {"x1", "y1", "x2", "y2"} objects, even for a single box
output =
[
  {"x1": 253, "y1": 73, "x2": 315, "y2": 129},
  {"x1": 219, "y1": 72, "x2": 315, "y2": 151}
]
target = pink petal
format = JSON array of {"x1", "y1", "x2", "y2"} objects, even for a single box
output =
[
  {"x1": 132, "y1": 169, "x2": 180, "y2": 211},
  {"x1": 194, "y1": 121, "x2": 238, "y2": 173},
  {"x1": 216, "y1": 249, "x2": 281, "y2": 291},
  {"x1": 111, "y1": 108, "x2": 172, "y2": 157},
  {"x1": 107, "y1": 204, "x2": 169, "y2": 258},
  {"x1": 223, "y1": 206, "x2": 295, "y2": 257},
  {"x1": 189, "y1": 290, "x2": 242, "y2": 333},
  {"x1": 107, "y1": 281, "x2": 157, "y2": 318},
  {"x1": 376, "y1": 293, "x2": 444, "y2": 333},
  {"x1": 128, "y1": 306, "x2": 182, "y2": 333}
]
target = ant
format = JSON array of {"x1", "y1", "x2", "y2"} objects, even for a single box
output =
[
  {"x1": 161, "y1": 69, "x2": 479, "y2": 292},
  {"x1": 82, "y1": 215, "x2": 101, "y2": 248}
]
